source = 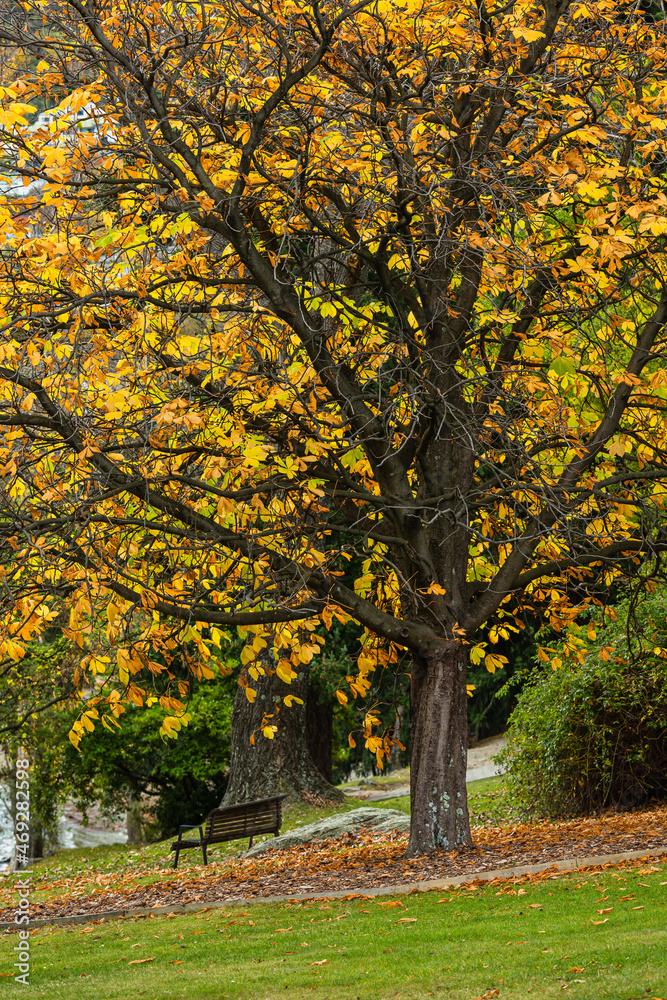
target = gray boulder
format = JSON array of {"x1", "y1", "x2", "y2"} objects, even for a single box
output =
[{"x1": 245, "y1": 807, "x2": 409, "y2": 857}]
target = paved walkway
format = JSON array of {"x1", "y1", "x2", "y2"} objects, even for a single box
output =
[{"x1": 345, "y1": 734, "x2": 506, "y2": 801}]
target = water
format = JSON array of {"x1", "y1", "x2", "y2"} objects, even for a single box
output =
[{"x1": 0, "y1": 797, "x2": 127, "y2": 865}]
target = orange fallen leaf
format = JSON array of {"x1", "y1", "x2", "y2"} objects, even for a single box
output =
[
  {"x1": 567, "y1": 967, "x2": 584, "y2": 973},
  {"x1": 312, "y1": 959, "x2": 328, "y2": 966},
  {"x1": 631, "y1": 905, "x2": 645, "y2": 910},
  {"x1": 128, "y1": 958, "x2": 155, "y2": 965},
  {"x1": 377, "y1": 900, "x2": 403, "y2": 909},
  {"x1": 398, "y1": 917, "x2": 418, "y2": 923},
  {"x1": 596, "y1": 907, "x2": 613, "y2": 914},
  {"x1": 527, "y1": 904, "x2": 542, "y2": 909},
  {"x1": 590, "y1": 918, "x2": 609, "y2": 925},
  {"x1": 275, "y1": 927, "x2": 292, "y2": 933},
  {"x1": 168, "y1": 961, "x2": 183, "y2": 965}
]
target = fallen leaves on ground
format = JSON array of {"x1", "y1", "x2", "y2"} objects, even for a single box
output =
[{"x1": 0, "y1": 804, "x2": 665, "y2": 923}]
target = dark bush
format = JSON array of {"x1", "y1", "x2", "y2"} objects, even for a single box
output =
[
  {"x1": 61, "y1": 673, "x2": 235, "y2": 838},
  {"x1": 497, "y1": 596, "x2": 667, "y2": 819}
]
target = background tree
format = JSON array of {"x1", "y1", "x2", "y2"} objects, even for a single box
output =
[
  {"x1": 1, "y1": 0, "x2": 667, "y2": 854},
  {"x1": 0, "y1": 637, "x2": 75, "y2": 858},
  {"x1": 60, "y1": 671, "x2": 236, "y2": 839},
  {"x1": 222, "y1": 645, "x2": 344, "y2": 806},
  {"x1": 305, "y1": 622, "x2": 369, "y2": 782}
]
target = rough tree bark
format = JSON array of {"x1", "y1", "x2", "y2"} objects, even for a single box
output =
[
  {"x1": 408, "y1": 642, "x2": 472, "y2": 855},
  {"x1": 305, "y1": 682, "x2": 334, "y2": 784},
  {"x1": 125, "y1": 793, "x2": 144, "y2": 843},
  {"x1": 222, "y1": 662, "x2": 343, "y2": 806},
  {"x1": 388, "y1": 704, "x2": 405, "y2": 772}
]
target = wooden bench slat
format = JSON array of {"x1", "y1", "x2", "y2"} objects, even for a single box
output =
[{"x1": 207, "y1": 815, "x2": 276, "y2": 830}]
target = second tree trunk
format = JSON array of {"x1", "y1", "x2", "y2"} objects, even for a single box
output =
[{"x1": 222, "y1": 660, "x2": 343, "y2": 807}]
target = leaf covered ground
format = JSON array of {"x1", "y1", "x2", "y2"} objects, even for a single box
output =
[{"x1": 0, "y1": 785, "x2": 665, "y2": 923}]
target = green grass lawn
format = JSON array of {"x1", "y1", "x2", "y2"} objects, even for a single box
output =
[
  {"x1": 0, "y1": 777, "x2": 515, "y2": 910},
  {"x1": 2, "y1": 860, "x2": 665, "y2": 998}
]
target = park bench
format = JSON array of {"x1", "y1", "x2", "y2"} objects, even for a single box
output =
[{"x1": 169, "y1": 794, "x2": 287, "y2": 868}]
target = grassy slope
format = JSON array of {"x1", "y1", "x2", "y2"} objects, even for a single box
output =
[
  {"x1": 0, "y1": 777, "x2": 514, "y2": 909},
  {"x1": 2, "y1": 859, "x2": 665, "y2": 998}
]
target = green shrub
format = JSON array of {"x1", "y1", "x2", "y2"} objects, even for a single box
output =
[
  {"x1": 497, "y1": 595, "x2": 667, "y2": 819},
  {"x1": 61, "y1": 673, "x2": 236, "y2": 838}
]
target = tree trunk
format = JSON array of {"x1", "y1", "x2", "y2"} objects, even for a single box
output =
[
  {"x1": 223, "y1": 661, "x2": 343, "y2": 806},
  {"x1": 30, "y1": 823, "x2": 44, "y2": 861},
  {"x1": 305, "y1": 682, "x2": 333, "y2": 783},
  {"x1": 388, "y1": 704, "x2": 405, "y2": 772},
  {"x1": 407, "y1": 641, "x2": 472, "y2": 856},
  {"x1": 126, "y1": 793, "x2": 144, "y2": 843},
  {"x1": 9, "y1": 755, "x2": 44, "y2": 867}
]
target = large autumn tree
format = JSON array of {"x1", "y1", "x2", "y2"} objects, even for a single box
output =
[{"x1": 1, "y1": 0, "x2": 667, "y2": 854}]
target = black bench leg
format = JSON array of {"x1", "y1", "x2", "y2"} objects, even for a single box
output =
[
  {"x1": 173, "y1": 849, "x2": 180, "y2": 870},
  {"x1": 202, "y1": 843, "x2": 208, "y2": 865},
  {"x1": 248, "y1": 836, "x2": 253, "y2": 850}
]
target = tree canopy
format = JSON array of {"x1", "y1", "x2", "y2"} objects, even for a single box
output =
[{"x1": 1, "y1": 0, "x2": 667, "y2": 852}]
